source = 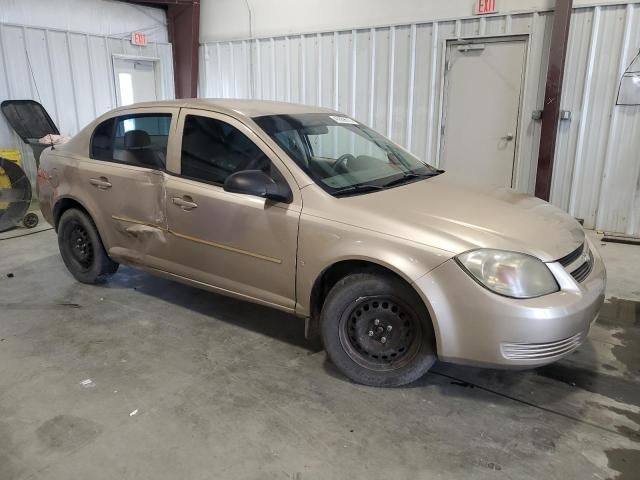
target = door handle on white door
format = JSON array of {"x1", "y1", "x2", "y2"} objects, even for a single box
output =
[
  {"x1": 502, "y1": 133, "x2": 515, "y2": 141},
  {"x1": 89, "y1": 177, "x2": 112, "y2": 189},
  {"x1": 172, "y1": 196, "x2": 198, "y2": 211}
]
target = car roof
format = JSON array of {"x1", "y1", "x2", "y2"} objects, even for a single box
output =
[{"x1": 110, "y1": 98, "x2": 339, "y2": 119}]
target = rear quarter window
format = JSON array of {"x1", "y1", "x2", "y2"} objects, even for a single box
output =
[{"x1": 91, "y1": 118, "x2": 116, "y2": 161}]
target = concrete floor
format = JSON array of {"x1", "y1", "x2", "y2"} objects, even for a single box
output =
[{"x1": 0, "y1": 228, "x2": 638, "y2": 480}]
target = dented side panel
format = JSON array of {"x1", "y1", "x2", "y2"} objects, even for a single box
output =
[
  {"x1": 42, "y1": 106, "x2": 181, "y2": 270},
  {"x1": 74, "y1": 158, "x2": 169, "y2": 267}
]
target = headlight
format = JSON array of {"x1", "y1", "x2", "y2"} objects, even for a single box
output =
[{"x1": 455, "y1": 249, "x2": 559, "y2": 298}]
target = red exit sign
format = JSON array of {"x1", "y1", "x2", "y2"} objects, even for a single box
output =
[
  {"x1": 475, "y1": 0, "x2": 498, "y2": 15},
  {"x1": 131, "y1": 32, "x2": 147, "y2": 46}
]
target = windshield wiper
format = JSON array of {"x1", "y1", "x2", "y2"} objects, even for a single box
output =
[
  {"x1": 332, "y1": 184, "x2": 386, "y2": 197},
  {"x1": 381, "y1": 170, "x2": 443, "y2": 188}
]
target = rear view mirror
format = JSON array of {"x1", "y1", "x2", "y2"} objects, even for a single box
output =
[
  {"x1": 302, "y1": 125, "x2": 329, "y2": 135},
  {"x1": 224, "y1": 170, "x2": 292, "y2": 203}
]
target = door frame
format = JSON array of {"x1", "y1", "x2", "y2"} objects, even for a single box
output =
[
  {"x1": 436, "y1": 34, "x2": 529, "y2": 188},
  {"x1": 160, "y1": 107, "x2": 303, "y2": 311},
  {"x1": 167, "y1": 107, "x2": 303, "y2": 205},
  {"x1": 111, "y1": 54, "x2": 162, "y2": 107},
  {"x1": 81, "y1": 105, "x2": 181, "y2": 257}
]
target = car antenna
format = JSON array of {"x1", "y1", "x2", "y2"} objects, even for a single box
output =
[{"x1": 25, "y1": 47, "x2": 54, "y2": 151}]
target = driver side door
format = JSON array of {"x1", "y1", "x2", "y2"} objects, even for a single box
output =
[{"x1": 162, "y1": 108, "x2": 302, "y2": 311}]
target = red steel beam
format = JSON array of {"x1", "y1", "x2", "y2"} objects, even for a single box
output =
[
  {"x1": 125, "y1": 1, "x2": 195, "y2": 5},
  {"x1": 534, "y1": 0, "x2": 573, "y2": 201},
  {"x1": 167, "y1": 1, "x2": 200, "y2": 98}
]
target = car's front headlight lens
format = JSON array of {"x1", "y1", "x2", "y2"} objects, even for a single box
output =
[{"x1": 455, "y1": 249, "x2": 559, "y2": 298}]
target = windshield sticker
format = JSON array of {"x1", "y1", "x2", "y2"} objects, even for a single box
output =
[{"x1": 329, "y1": 115, "x2": 358, "y2": 125}]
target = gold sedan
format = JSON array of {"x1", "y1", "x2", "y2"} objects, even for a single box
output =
[{"x1": 37, "y1": 99, "x2": 606, "y2": 386}]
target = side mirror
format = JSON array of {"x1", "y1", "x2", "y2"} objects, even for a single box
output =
[{"x1": 223, "y1": 170, "x2": 292, "y2": 203}]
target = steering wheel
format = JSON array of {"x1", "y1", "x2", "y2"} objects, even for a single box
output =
[
  {"x1": 237, "y1": 153, "x2": 270, "y2": 173},
  {"x1": 332, "y1": 153, "x2": 356, "y2": 173}
]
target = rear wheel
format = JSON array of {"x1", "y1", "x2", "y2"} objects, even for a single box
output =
[
  {"x1": 58, "y1": 208, "x2": 118, "y2": 284},
  {"x1": 320, "y1": 273, "x2": 436, "y2": 387}
]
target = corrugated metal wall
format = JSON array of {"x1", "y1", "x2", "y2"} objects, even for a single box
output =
[
  {"x1": 0, "y1": 22, "x2": 174, "y2": 181},
  {"x1": 200, "y1": 2, "x2": 640, "y2": 235},
  {"x1": 553, "y1": 3, "x2": 640, "y2": 236},
  {"x1": 0, "y1": 0, "x2": 168, "y2": 43},
  {"x1": 200, "y1": 12, "x2": 553, "y2": 195}
]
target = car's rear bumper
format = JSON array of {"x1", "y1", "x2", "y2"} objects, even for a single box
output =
[
  {"x1": 413, "y1": 237, "x2": 606, "y2": 368},
  {"x1": 36, "y1": 167, "x2": 55, "y2": 227}
]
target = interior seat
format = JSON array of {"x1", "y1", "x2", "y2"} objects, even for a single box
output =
[{"x1": 114, "y1": 130, "x2": 163, "y2": 168}]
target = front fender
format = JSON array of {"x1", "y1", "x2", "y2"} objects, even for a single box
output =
[{"x1": 295, "y1": 213, "x2": 454, "y2": 317}]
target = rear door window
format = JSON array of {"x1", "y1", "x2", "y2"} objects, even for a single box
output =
[{"x1": 91, "y1": 113, "x2": 171, "y2": 169}]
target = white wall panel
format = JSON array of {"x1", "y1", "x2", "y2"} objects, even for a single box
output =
[
  {"x1": 200, "y1": 12, "x2": 550, "y2": 193},
  {"x1": 593, "y1": 4, "x2": 640, "y2": 235},
  {"x1": 0, "y1": 23, "x2": 175, "y2": 158},
  {"x1": 553, "y1": 3, "x2": 640, "y2": 235},
  {"x1": 1, "y1": 0, "x2": 168, "y2": 43},
  {"x1": 201, "y1": 2, "x2": 640, "y2": 236},
  {"x1": 200, "y1": 0, "x2": 631, "y2": 42}
]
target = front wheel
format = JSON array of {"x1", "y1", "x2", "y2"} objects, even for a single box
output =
[
  {"x1": 320, "y1": 273, "x2": 436, "y2": 387},
  {"x1": 58, "y1": 208, "x2": 119, "y2": 284}
]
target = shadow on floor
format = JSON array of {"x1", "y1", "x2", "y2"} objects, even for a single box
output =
[
  {"x1": 105, "y1": 265, "x2": 319, "y2": 353},
  {"x1": 102, "y1": 265, "x2": 640, "y2": 411}
]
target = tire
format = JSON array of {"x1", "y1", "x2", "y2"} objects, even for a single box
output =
[
  {"x1": 320, "y1": 273, "x2": 436, "y2": 387},
  {"x1": 57, "y1": 208, "x2": 119, "y2": 284}
]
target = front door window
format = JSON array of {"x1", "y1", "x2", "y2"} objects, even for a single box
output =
[{"x1": 179, "y1": 115, "x2": 273, "y2": 184}]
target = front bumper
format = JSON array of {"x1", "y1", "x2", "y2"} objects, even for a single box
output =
[{"x1": 413, "y1": 238, "x2": 606, "y2": 368}]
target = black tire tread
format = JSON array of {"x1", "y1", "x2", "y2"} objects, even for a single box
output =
[
  {"x1": 320, "y1": 272, "x2": 436, "y2": 387},
  {"x1": 58, "y1": 208, "x2": 119, "y2": 284}
]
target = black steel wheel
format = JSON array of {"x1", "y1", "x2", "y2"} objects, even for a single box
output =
[
  {"x1": 339, "y1": 296, "x2": 422, "y2": 371},
  {"x1": 67, "y1": 221, "x2": 94, "y2": 268},
  {"x1": 22, "y1": 212, "x2": 39, "y2": 229},
  {"x1": 58, "y1": 208, "x2": 118, "y2": 284},
  {"x1": 321, "y1": 272, "x2": 436, "y2": 387}
]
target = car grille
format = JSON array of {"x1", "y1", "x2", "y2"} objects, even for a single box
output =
[
  {"x1": 501, "y1": 332, "x2": 584, "y2": 360},
  {"x1": 557, "y1": 243, "x2": 584, "y2": 267},
  {"x1": 571, "y1": 252, "x2": 593, "y2": 282},
  {"x1": 556, "y1": 242, "x2": 593, "y2": 283}
]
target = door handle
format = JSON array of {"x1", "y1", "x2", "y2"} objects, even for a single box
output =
[
  {"x1": 172, "y1": 195, "x2": 198, "y2": 211},
  {"x1": 89, "y1": 177, "x2": 112, "y2": 189},
  {"x1": 502, "y1": 133, "x2": 515, "y2": 141}
]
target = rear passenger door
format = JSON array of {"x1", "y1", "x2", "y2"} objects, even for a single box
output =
[
  {"x1": 80, "y1": 107, "x2": 179, "y2": 267},
  {"x1": 163, "y1": 108, "x2": 302, "y2": 311}
]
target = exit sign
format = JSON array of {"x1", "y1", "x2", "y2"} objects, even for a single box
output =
[
  {"x1": 475, "y1": 0, "x2": 498, "y2": 15},
  {"x1": 131, "y1": 32, "x2": 147, "y2": 46}
]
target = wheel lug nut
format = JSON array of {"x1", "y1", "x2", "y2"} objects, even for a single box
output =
[
  {"x1": 380, "y1": 337, "x2": 387, "y2": 344},
  {"x1": 386, "y1": 325, "x2": 392, "y2": 332},
  {"x1": 368, "y1": 330, "x2": 374, "y2": 337},
  {"x1": 374, "y1": 319, "x2": 380, "y2": 326}
]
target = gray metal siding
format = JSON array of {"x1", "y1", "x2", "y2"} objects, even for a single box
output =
[
  {"x1": 200, "y1": 12, "x2": 553, "y2": 198},
  {"x1": 556, "y1": 3, "x2": 640, "y2": 235},
  {"x1": 200, "y1": 3, "x2": 640, "y2": 235},
  {"x1": 0, "y1": 23, "x2": 175, "y2": 165}
]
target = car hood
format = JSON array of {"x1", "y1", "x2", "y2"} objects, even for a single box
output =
[{"x1": 328, "y1": 174, "x2": 585, "y2": 262}]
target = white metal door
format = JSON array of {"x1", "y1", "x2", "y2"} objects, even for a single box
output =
[
  {"x1": 440, "y1": 38, "x2": 527, "y2": 188},
  {"x1": 113, "y1": 57, "x2": 159, "y2": 106}
]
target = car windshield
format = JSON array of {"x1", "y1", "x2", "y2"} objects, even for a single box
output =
[{"x1": 253, "y1": 113, "x2": 441, "y2": 196}]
